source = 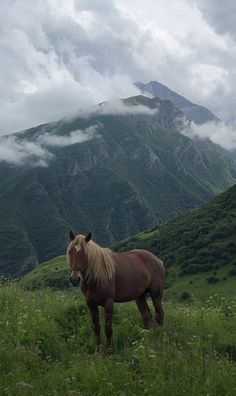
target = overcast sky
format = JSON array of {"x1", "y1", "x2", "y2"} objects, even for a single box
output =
[{"x1": 1, "y1": 0, "x2": 236, "y2": 136}]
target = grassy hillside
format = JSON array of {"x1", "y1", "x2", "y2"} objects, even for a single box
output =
[
  {"x1": 1, "y1": 95, "x2": 236, "y2": 277},
  {"x1": 19, "y1": 256, "x2": 70, "y2": 290},
  {"x1": 0, "y1": 285, "x2": 235, "y2": 395},
  {"x1": 116, "y1": 186, "x2": 236, "y2": 284},
  {"x1": 20, "y1": 184, "x2": 236, "y2": 299}
]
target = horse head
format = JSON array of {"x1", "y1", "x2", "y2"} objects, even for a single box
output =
[{"x1": 67, "y1": 231, "x2": 92, "y2": 287}]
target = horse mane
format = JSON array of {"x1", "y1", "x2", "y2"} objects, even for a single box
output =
[{"x1": 67, "y1": 235, "x2": 115, "y2": 285}]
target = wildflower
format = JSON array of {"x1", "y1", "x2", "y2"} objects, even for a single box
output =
[{"x1": 17, "y1": 381, "x2": 34, "y2": 389}]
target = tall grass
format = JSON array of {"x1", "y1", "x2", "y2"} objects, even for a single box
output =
[{"x1": 0, "y1": 284, "x2": 235, "y2": 395}]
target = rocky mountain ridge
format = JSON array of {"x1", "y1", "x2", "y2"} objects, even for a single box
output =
[{"x1": 135, "y1": 81, "x2": 220, "y2": 124}]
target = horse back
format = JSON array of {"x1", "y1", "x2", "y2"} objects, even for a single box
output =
[{"x1": 129, "y1": 249, "x2": 164, "y2": 272}]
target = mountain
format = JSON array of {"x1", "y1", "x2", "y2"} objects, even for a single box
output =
[
  {"x1": 116, "y1": 182, "x2": 236, "y2": 271},
  {"x1": 20, "y1": 184, "x2": 236, "y2": 298},
  {"x1": 115, "y1": 184, "x2": 236, "y2": 298},
  {"x1": 135, "y1": 81, "x2": 220, "y2": 124},
  {"x1": 1, "y1": 95, "x2": 236, "y2": 277}
]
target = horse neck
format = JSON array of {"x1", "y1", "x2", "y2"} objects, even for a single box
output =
[{"x1": 83, "y1": 243, "x2": 115, "y2": 287}]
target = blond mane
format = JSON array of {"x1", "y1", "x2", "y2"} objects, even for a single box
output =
[{"x1": 67, "y1": 235, "x2": 115, "y2": 285}]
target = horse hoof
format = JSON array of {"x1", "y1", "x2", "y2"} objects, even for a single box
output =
[
  {"x1": 95, "y1": 345, "x2": 102, "y2": 353},
  {"x1": 107, "y1": 346, "x2": 113, "y2": 354}
]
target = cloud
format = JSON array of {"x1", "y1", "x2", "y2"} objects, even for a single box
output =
[
  {"x1": 0, "y1": 136, "x2": 52, "y2": 167},
  {"x1": 61, "y1": 97, "x2": 159, "y2": 121},
  {"x1": 1, "y1": 0, "x2": 236, "y2": 135},
  {"x1": 194, "y1": 0, "x2": 236, "y2": 40},
  {"x1": 0, "y1": 0, "x2": 140, "y2": 135},
  {"x1": 0, "y1": 125, "x2": 98, "y2": 166},
  {"x1": 189, "y1": 63, "x2": 229, "y2": 98},
  {"x1": 0, "y1": 96, "x2": 158, "y2": 166},
  {"x1": 180, "y1": 119, "x2": 236, "y2": 150},
  {"x1": 97, "y1": 98, "x2": 158, "y2": 116},
  {"x1": 37, "y1": 125, "x2": 98, "y2": 146},
  {"x1": 0, "y1": 76, "x2": 138, "y2": 136}
]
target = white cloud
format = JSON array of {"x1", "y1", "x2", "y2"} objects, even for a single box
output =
[
  {"x1": 38, "y1": 125, "x2": 98, "y2": 146},
  {"x1": 97, "y1": 98, "x2": 158, "y2": 116},
  {"x1": 0, "y1": 0, "x2": 236, "y2": 135},
  {"x1": 194, "y1": 0, "x2": 236, "y2": 41},
  {"x1": 180, "y1": 119, "x2": 236, "y2": 150},
  {"x1": 0, "y1": 136, "x2": 52, "y2": 167},
  {"x1": 189, "y1": 63, "x2": 229, "y2": 98},
  {"x1": 0, "y1": 96, "x2": 159, "y2": 166},
  {"x1": 0, "y1": 77, "x2": 138, "y2": 136},
  {"x1": 0, "y1": 125, "x2": 98, "y2": 166}
]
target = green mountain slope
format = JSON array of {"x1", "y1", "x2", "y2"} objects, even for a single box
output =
[
  {"x1": 115, "y1": 184, "x2": 236, "y2": 298},
  {"x1": 21, "y1": 184, "x2": 236, "y2": 298},
  {"x1": 1, "y1": 95, "x2": 236, "y2": 277}
]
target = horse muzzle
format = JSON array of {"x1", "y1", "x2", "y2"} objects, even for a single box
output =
[{"x1": 70, "y1": 276, "x2": 81, "y2": 287}]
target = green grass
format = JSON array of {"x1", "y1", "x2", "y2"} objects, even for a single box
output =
[
  {"x1": 0, "y1": 284, "x2": 235, "y2": 395},
  {"x1": 165, "y1": 265, "x2": 236, "y2": 300}
]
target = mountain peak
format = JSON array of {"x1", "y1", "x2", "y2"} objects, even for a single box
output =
[{"x1": 135, "y1": 81, "x2": 220, "y2": 124}]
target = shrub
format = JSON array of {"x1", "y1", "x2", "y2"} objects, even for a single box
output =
[
  {"x1": 207, "y1": 276, "x2": 220, "y2": 284},
  {"x1": 180, "y1": 291, "x2": 191, "y2": 300},
  {"x1": 185, "y1": 264, "x2": 201, "y2": 274},
  {"x1": 228, "y1": 268, "x2": 236, "y2": 276}
]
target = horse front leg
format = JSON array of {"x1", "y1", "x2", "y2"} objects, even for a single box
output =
[
  {"x1": 104, "y1": 298, "x2": 114, "y2": 351},
  {"x1": 87, "y1": 302, "x2": 101, "y2": 349}
]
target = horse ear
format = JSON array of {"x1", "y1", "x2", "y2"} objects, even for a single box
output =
[
  {"x1": 85, "y1": 232, "x2": 92, "y2": 243},
  {"x1": 69, "y1": 230, "x2": 76, "y2": 241}
]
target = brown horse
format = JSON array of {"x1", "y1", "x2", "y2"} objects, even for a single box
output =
[{"x1": 67, "y1": 231, "x2": 165, "y2": 349}]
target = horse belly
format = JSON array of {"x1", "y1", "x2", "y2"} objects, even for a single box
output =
[{"x1": 114, "y1": 266, "x2": 150, "y2": 302}]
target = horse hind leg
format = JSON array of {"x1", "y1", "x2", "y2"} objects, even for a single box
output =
[
  {"x1": 135, "y1": 293, "x2": 152, "y2": 330},
  {"x1": 150, "y1": 291, "x2": 164, "y2": 326}
]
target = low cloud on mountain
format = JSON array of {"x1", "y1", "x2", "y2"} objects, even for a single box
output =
[
  {"x1": 38, "y1": 125, "x2": 98, "y2": 147},
  {"x1": 97, "y1": 99, "x2": 158, "y2": 116},
  {"x1": 180, "y1": 119, "x2": 236, "y2": 150},
  {"x1": 0, "y1": 125, "x2": 98, "y2": 166},
  {"x1": 0, "y1": 136, "x2": 52, "y2": 167},
  {"x1": 0, "y1": 95, "x2": 159, "y2": 166}
]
